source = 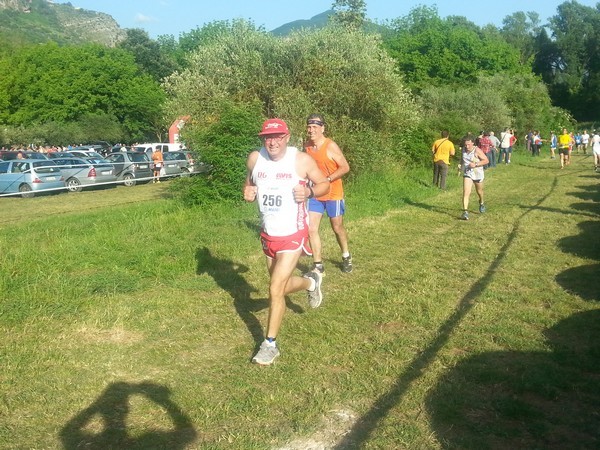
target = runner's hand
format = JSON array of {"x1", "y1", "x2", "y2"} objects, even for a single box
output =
[{"x1": 244, "y1": 185, "x2": 257, "y2": 202}]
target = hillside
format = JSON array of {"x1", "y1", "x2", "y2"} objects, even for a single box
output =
[
  {"x1": 271, "y1": 10, "x2": 334, "y2": 36},
  {"x1": 271, "y1": 9, "x2": 388, "y2": 36},
  {"x1": 0, "y1": 0, "x2": 125, "y2": 49}
]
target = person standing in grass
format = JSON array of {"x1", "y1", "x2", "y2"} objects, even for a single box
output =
[
  {"x1": 558, "y1": 128, "x2": 571, "y2": 169},
  {"x1": 244, "y1": 118, "x2": 330, "y2": 366},
  {"x1": 432, "y1": 130, "x2": 455, "y2": 188},
  {"x1": 461, "y1": 134, "x2": 489, "y2": 220},
  {"x1": 151, "y1": 145, "x2": 164, "y2": 183},
  {"x1": 304, "y1": 114, "x2": 353, "y2": 274},
  {"x1": 499, "y1": 127, "x2": 512, "y2": 164},
  {"x1": 488, "y1": 131, "x2": 499, "y2": 168},
  {"x1": 592, "y1": 130, "x2": 600, "y2": 171},
  {"x1": 549, "y1": 131, "x2": 557, "y2": 159}
]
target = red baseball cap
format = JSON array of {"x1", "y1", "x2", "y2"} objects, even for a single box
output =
[{"x1": 258, "y1": 118, "x2": 289, "y2": 136}]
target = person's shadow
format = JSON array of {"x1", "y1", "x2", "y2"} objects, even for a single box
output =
[
  {"x1": 425, "y1": 309, "x2": 600, "y2": 449},
  {"x1": 60, "y1": 381, "x2": 197, "y2": 449},
  {"x1": 195, "y1": 247, "x2": 266, "y2": 344},
  {"x1": 195, "y1": 247, "x2": 304, "y2": 353}
]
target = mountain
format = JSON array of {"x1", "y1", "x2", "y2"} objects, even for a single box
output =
[
  {"x1": 0, "y1": 0, "x2": 125, "y2": 48},
  {"x1": 270, "y1": 9, "x2": 389, "y2": 37},
  {"x1": 271, "y1": 10, "x2": 334, "y2": 36}
]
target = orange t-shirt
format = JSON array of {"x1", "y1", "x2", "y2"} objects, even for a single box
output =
[
  {"x1": 305, "y1": 138, "x2": 344, "y2": 201},
  {"x1": 152, "y1": 151, "x2": 163, "y2": 165}
]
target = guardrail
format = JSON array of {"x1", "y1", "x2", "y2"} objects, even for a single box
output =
[{"x1": 0, "y1": 162, "x2": 207, "y2": 198}]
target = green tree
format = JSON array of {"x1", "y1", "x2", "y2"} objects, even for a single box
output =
[
  {"x1": 164, "y1": 20, "x2": 420, "y2": 203},
  {"x1": 118, "y1": 28, "x2": 179, "y2": 81},
  {"x1": 500, "y1": 11, "x2": 542, "y2": 65},
  {"x1": 542, "y1": 0, "x2": 600, "y2": 120},
  {"x1": 331, "y1": 0, "x2": 366, "y2": 29},
  {"x1": 383, "y1": 6, "x2": 526, "y2": 92},
  {"x1": 0, "y1": 42, "x2": 165, "y2": 142}
]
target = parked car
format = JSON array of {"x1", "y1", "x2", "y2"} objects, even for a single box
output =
[
  {"x1": 51, "y1": 157, "x2": 117, "y2": 192},
  {"x1": 69, "y1": 145, "x2": 108, "y2": 157},
  {"x1": 162, "y1": 150, "x2": 206, "y2": 177},
  {"x1": 88, "y1": 141, "x2": 112, "y2": 155},
  {"x1": 47, "y1": 152, "x2": 75, "y2": 159},
  {"x1": 104, "y1": 152, "x2": 153, "y2": 186},
  {"x1": 69, "y1": 149, "x2": 104, "y2": 159},
  {"x1": 0, "y1": 159, "x2": 65, "y2": 198},
  {"x1": 111, "y1": 144, "x2": 131, "y2": 153},
  {"x1": 0, "y1": 150, "x2": 50, "y2": 160},
  {"x1": 133, "y1": 142, "x2": 186, "y2": 156}
]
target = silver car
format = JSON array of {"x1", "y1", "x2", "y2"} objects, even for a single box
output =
[
  {"x1": 162, "y1": 151, "x2": 206, "y2": 177},
  {"x1": 0, "y1": 159, "x2": 65, "y2": 198},
  {"x1": 104, "y1": 152, "x2": 153, "y2": 186},
  {"x1": 51, "y1": 157, "x2": 118, "y2": 192}
]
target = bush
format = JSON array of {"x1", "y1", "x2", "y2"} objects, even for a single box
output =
[
  {"x1": 170, "y1": 100, "x2": 263, "y2": 206},
  {"x1": 164, "y1": 21, "x2": 421, "y2": 202}
]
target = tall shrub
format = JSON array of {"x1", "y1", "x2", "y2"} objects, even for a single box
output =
[{"x1": 164, "y1": 20, "x2": 420, "y2": 204}]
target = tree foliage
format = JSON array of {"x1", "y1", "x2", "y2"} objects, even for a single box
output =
[
  {"x1": 118, "y1": 28, "x2": 179, "y2": 82},
  {"x1": 0, "y1": 42, "x2": 165, "y2": 143},
  {"x1": 500, "y1": 11, "x2": 542, "y2": 65},
  {"x1": 540, "y1": 0, "x2": 600, "y2": 120},
  {"x1": 164, "y1": 20, "x2": 420, "y2": 203},
  {"x1": 330, "y1": 0, "x2": 366, "y2": 29},
  {"x1": 383, "y1": 6, "x2": 527, "y2": 92}
]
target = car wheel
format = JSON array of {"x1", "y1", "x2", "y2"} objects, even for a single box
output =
[
  {"x1": 66, "y1": 177, "x2": 82, "y2": 192},
  {"x1": 19, "y1": 183, "x2": 34, "y2": 198},
  {"x1": 180, "y1": 167, "x2": 191, "y2": 178},
  {"x1": 123, "y1": 173, "x2": 136, "y2": 187}
]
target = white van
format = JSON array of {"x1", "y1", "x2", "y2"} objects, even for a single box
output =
[{"x1": 133, "y1": 143, "x2": 186, "y2": 155}]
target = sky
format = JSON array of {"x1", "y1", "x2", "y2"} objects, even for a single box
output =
[{"x1": 52, "y1": 0, "x2": 599, "y2": 38}]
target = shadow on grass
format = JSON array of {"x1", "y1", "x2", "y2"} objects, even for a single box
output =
[
  {"x1": 555, "y1": 217, "x2": 600, "y2": 302},
  {"x1": 195, "y1": 247, "x2": 266, "y2": 344},
  {"x1": 60, "y1": 381, "x2": 197, "y2": 449},
  {"x1": 425, "y1": 309, "x2": 600, "y2": 449},
  {"x1": 195, "y1": 247, "x2": 304, "y2": 350},
  {"x1": 403, "y1": 198, "x2": 459, "y2": 219},
  {"x1": 334, "y1": 177, "x2": 559, "y2": 449}
]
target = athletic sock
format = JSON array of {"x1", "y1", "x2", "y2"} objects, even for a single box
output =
[
  {"x1": 265, "y1": 337, "x2": 276, "y2": 346},
  {"x1": 342, "y1": 252, "x2": 350, "y2": 258}
]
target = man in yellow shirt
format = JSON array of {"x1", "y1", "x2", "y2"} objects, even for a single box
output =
[
  {"x1": 558, "y1": 128, "x2": 571, "y2": 169},
  {"x1": 432, "y1": 130, "x2": 455, "y2": 189}
]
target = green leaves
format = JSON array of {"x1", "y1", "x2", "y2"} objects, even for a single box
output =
[
  {"x1": 0, "y1": 43, "x2": 165, "y2": 143},
  {"x1": 165, "y1": 20, "x2": 420, "y2": 199}
]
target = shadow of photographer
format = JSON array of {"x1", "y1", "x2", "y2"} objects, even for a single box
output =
[{"x1": 60, "y1": 381, "x2": 197, "y2": 449}]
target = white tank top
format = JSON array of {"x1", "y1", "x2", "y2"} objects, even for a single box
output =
[
  {"x1": 251, "y1": 146, "x2": 308, "y2": 237},
  {"x1": 463, "y1": 147, "x2": 485, "y2": 181}
]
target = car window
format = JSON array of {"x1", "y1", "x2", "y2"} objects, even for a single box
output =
[
  {"x1": 107, "y1": 154, "x2": 124, "y2": 163},
  {"x1": 131, "y1": 153, "x2": 149, "y2": 162},
  {"x1": 13, "y1": 162, "x2": 30, "y2": 173},
  {"x1": 86, "y1": 158, "x2": 108, "y2": 164},
  {"x1": 32, "y1": 161, "x2": 60, "y2": 173},
  {"x1": 0, "y1": 162, "x2": 9, "y2": 174}
]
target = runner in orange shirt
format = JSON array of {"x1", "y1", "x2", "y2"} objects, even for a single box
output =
[{"x1": 305, "y1": 114, "x2": 352, "y2": 274}]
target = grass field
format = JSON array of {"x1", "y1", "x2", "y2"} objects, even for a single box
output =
[{"x1": 0, "y1": 149, "x2": 598, "y2": 449}]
